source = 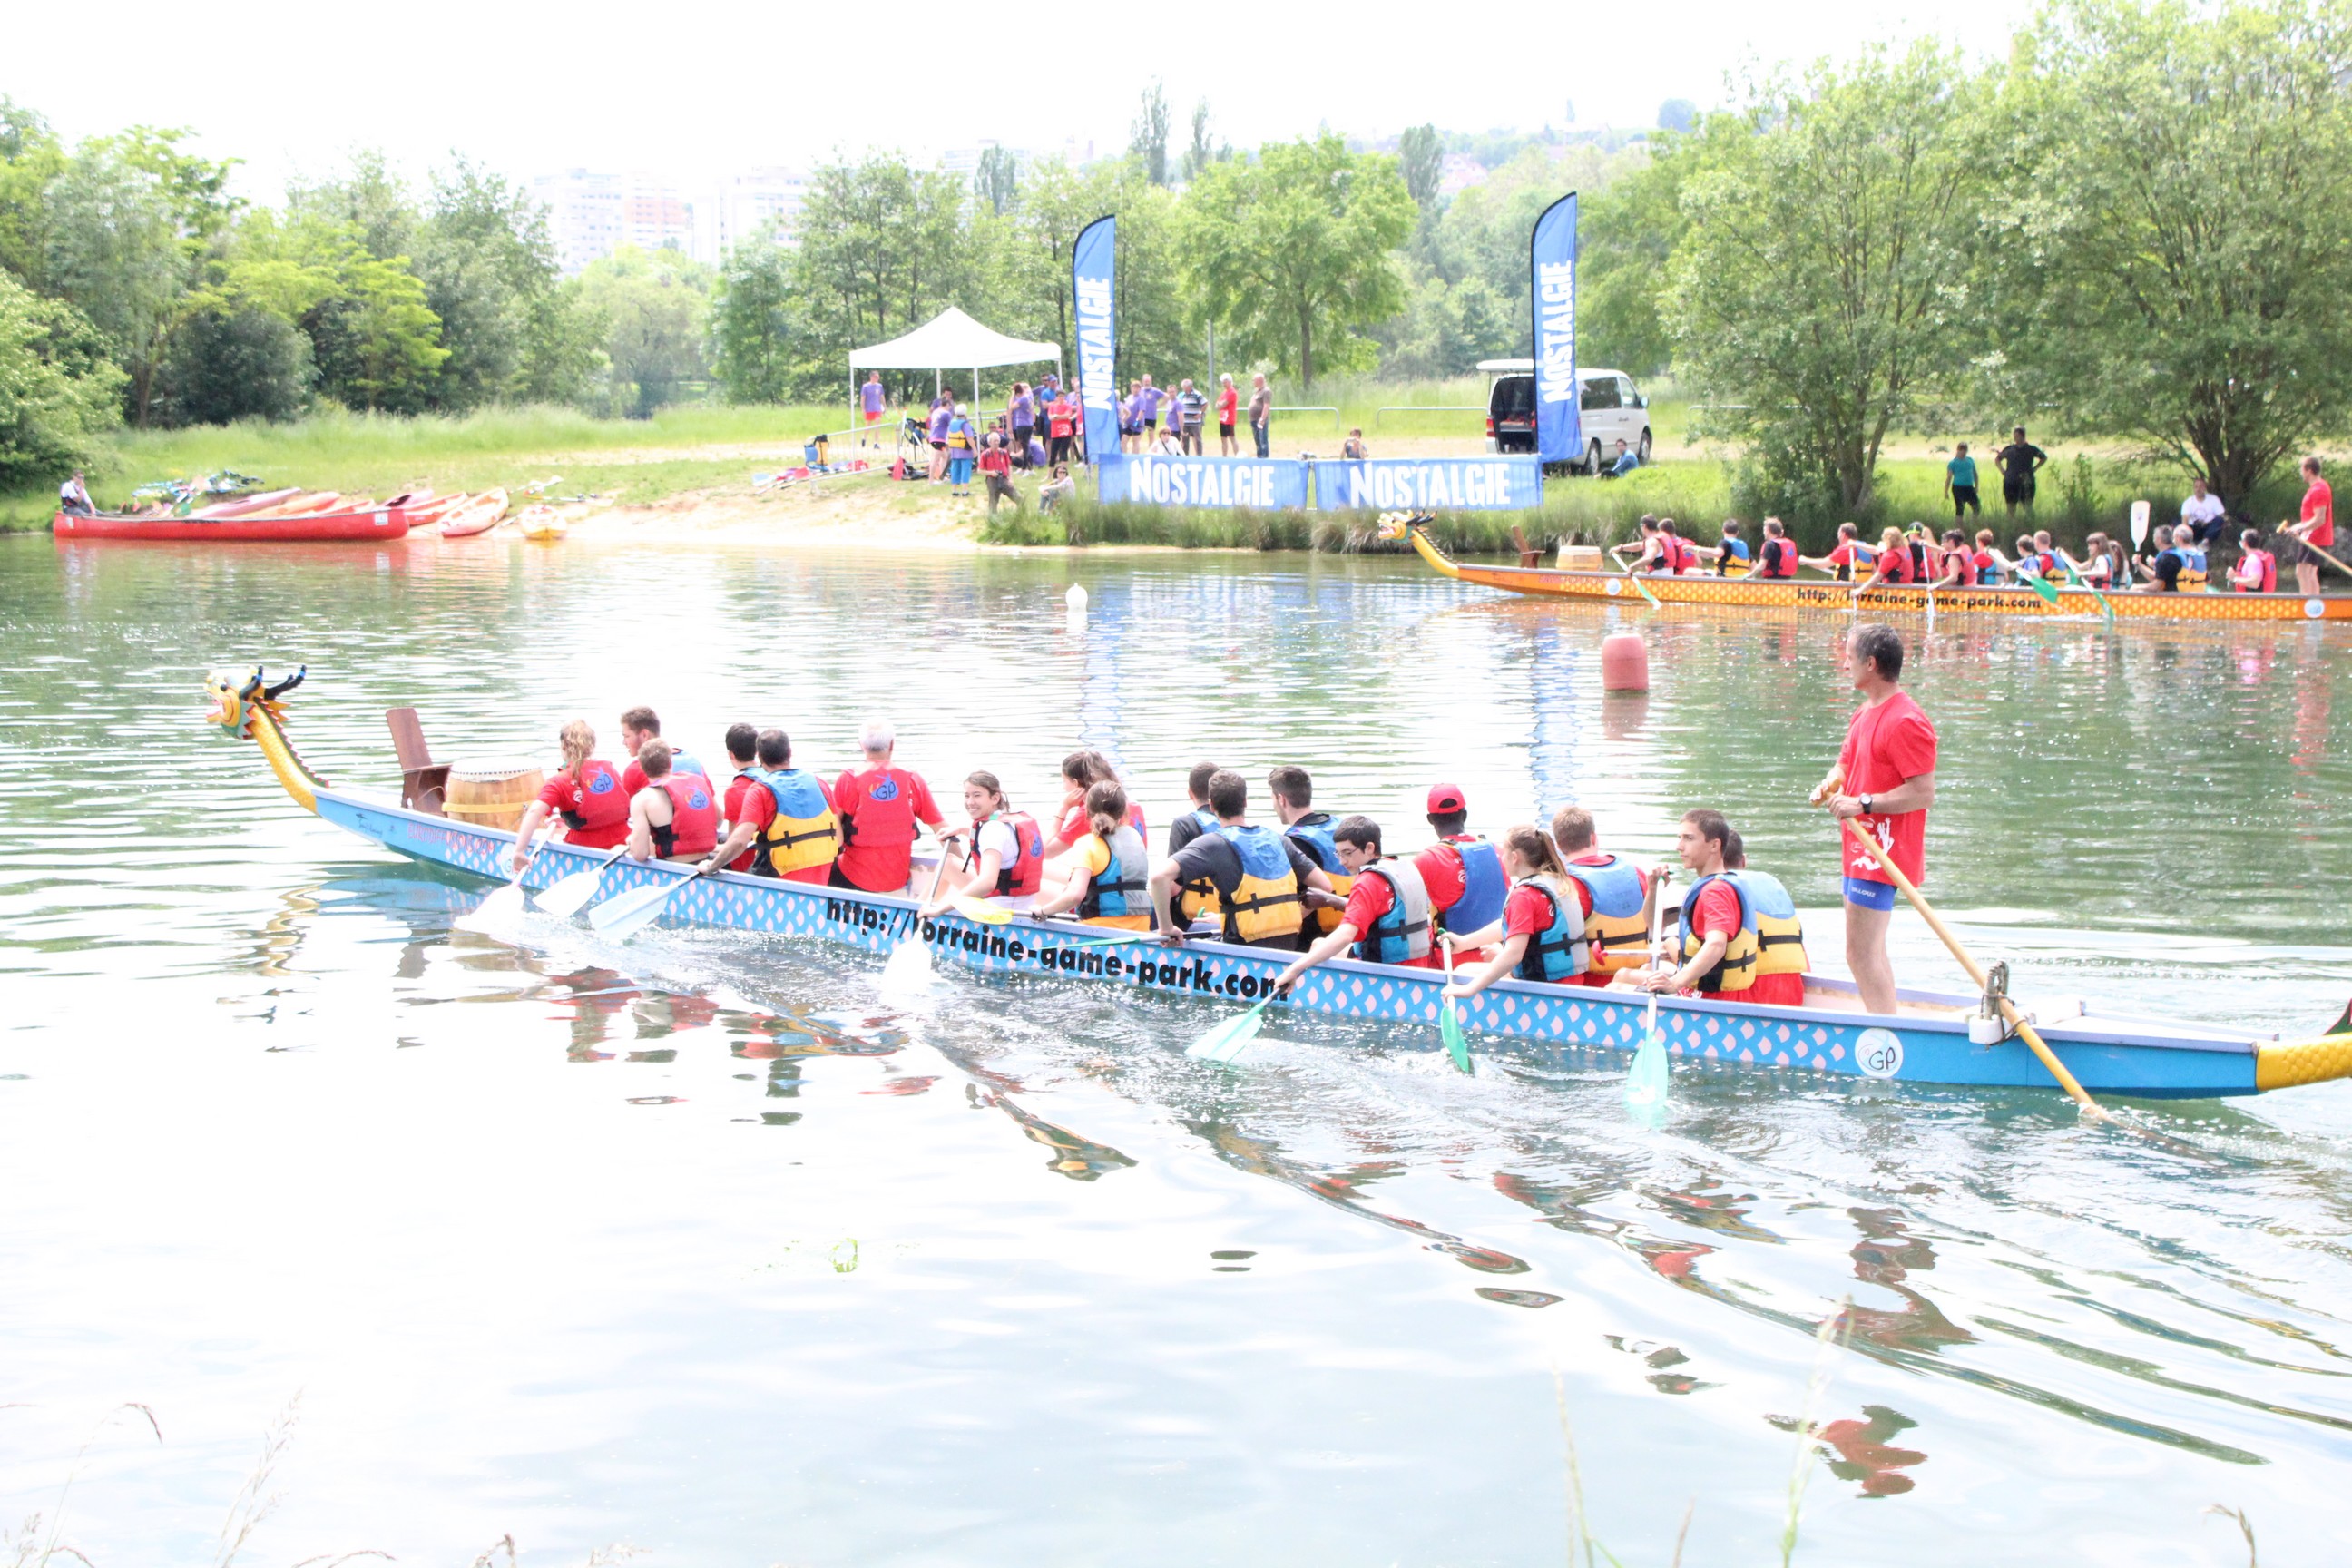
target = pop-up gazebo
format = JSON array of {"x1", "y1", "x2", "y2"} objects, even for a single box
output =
[{"x1": 849, "y1": 307, "x2": 1061, "y2": 425}]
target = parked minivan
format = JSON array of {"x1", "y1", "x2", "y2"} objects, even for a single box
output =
[{"x1": 1482, "y1": 358, "x2": 1653, "y2": 472}]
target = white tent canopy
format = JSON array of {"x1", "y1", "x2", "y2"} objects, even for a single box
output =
[{"x1": 850, "y1": 307, "x2": 1059, "y2": 372}]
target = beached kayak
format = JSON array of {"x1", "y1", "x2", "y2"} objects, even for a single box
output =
[
  {"x1": 435, "y1": 490, "x2": 508, "y2": 538},
  {"x1": 54, "y1": 506, "x2": 414, "y2": 544},
  {"x1": 204, "y1": 666, "x2": 2352, "y2": 1100},
  {"x1": 1404, "y1": 520, "x2": 2352, "y2": 622}
]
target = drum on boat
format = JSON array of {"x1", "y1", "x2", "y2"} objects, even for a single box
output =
[{"x1": 441, "y1": 760, "x2": 545, "y2": 831}]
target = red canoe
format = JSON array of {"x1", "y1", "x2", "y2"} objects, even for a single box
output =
[{"x1": 53, "y1": 505, "x2": 416, "y2": 544}]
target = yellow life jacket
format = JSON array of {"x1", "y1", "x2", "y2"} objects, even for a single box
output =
[
  {"x1": 1214, "y1": 824, "x2": 1304, "y2": 945},
  {"x1": 750, "y1": 768, "x2": 839, "y2": 877},
  {"x1": 1678, "y1": 870, "x2": 1808, "y2": 993},
  {"x1": 2180, "y1": 567, "x2": 2210, "y2": 592},
  {"x1": 1283, "y1": 813, "x2": 1353, "y2": 935},
  {"x1": 1174, "y1": 807, "x2": 1222, "y2": 923},
  {"x1": 1560, "y1": 855, "x2": 1650, "y2": 973}
]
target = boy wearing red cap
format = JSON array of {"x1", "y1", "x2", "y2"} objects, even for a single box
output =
[{"x1": 1412, "y1": 783, "x2": 1508, "y2": 947}]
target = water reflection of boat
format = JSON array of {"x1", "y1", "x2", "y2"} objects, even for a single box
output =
[
  {"x1": 207, "y1": 666, "x2": 2352, "y2": 1101},
  {"x1": 1406, "y1": 521, "x2": 2352, "y2": 623}
]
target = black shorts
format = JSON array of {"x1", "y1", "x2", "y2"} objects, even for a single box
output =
[
  {"x1": 2003, "y1": 476, "x2": 2035, "y2": 506},
  {"x1": 1951, "y1": 485, "x2": 1979, "y2": 516},
  {"x1": 2295, "y1": 539, "x2": 2329, "y2": 567},
  {"x1": 1218, "y1": 422, "x2": 1235, "y2": 437},
  {"x1": 1142, "y1": 416, "x2": 1157, "y2": 428}
]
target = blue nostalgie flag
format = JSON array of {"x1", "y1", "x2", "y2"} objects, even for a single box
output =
[
  {"x1": 1531, "y1": 193, "x2": 1580, "y2": 466},
  {"x1": 1072, "y1": 215, "x2": 1118, "y2": 463}
]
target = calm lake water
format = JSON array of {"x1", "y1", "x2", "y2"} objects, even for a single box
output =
[{"x1": 3, "y1": 535, "x2": 2348, "y2": 1566}]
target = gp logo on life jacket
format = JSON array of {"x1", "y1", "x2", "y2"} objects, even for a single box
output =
[
  {"x1": 870, "y1": 779, "x2": 900, "y2": 802},
  {"x1": 588, "y1": 772, "x2": 615, "y2": 793}
]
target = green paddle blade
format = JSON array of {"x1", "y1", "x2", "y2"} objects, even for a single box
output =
[
  {"x1": 1624, "y1": 1028, "x2": 1671, "y2": 1128},
  {"x1": 1187, "y1": 998, "x2": 1270, "y2": 1063},
  {"x1": 1441, "y1": 997, "x2": 1470, "y2": 1073},
  {"x1": 587, "y1": 880, "x2": 679, "y2": 941},
  {"x1": 2025, "y1": 573, "x2": 2060, "y2": 604}
]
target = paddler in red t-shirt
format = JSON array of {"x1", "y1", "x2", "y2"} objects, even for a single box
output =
[
  {"x1": 1633, "y1": 812, "x2": 1808, "y2": 1007},
  {"x1": 1548, "y1": 805, "x2": 1658, "y2": 986},
  {"x1": 2285, "y1": 454, "x2": 2335, "y2": 597},
  {"x1": 511, "y1": 718, "x2": 632, "y2": 872},
  {"x1": 1272, "y1": 814, "x2": 1440, "y2": 994},
  {"x1": 829, "y1": 715, "x2": 945, "y2": 894},
  {"x1": 1813, "y1": 624, "x2": 1938, "y2": 1015},
  {"x1": 712, "y1": 723, "x2": 765, "y2": 872},
  {"x1": 617, "y1": 704, "x2": 709, "y2": 794}
]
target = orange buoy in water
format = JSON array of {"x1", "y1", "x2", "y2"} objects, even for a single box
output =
[{"x1": 1601, "y1": 632, "x2": 1649, "y2": 692}]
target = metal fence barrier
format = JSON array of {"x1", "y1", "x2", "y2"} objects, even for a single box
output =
[{"x1": 1373, "y1": 405, "x2": 1485, "y2": 427}]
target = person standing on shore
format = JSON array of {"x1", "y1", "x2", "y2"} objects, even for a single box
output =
[
  {"x1": 1994, "y1": 426, "x2": 2047, "y2": 519},
  {"x1": 1216, "y1": 374, "x2": 1240, "y2": 456},
  {"x1": 1008, "y1": 381, "x2": 1035, "y2": 468},
  {"x1": 1944, "y1": 443, "x2": 1979, "y2": 519},
  {"x1": 1047, "y1": 387, "x2": 1077, "y2": 469},
  {"x1": 1249, "y1": 373, "x2": 1271, "y2": 459},
  {"x1": 862, "y1": 373, "x2": 887, "y2": 442},
  {"x1": 1177, "y1": 378, "x2": 1208, "y2": 456},
  {"x1": 2285, "y1": 456, "x2": 2334, "y2": 597},
  {"x1": 1813, "y1": 624, "x2": 1937, "y2": 1016}
]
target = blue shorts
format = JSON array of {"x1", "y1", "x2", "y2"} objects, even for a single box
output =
[{"x1": 1842, "y1": 876, "x2": 1896, "y2": 913}]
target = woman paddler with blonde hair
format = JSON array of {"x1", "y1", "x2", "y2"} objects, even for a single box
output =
[
  {"x1": 1030, "y1": 780, "x2": 1152, "y2": 928},
  {"x1": 1856, "y1": 525, "x2": 1917, "y2": 597},
  {"x1": 509, "y1": 719, "x2": 631, "y2": 873},
  {"x1": 1439, "y1": 825, "x2": 1592, "y2": 997}
]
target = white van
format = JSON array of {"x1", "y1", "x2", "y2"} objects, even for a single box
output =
[{"x1": 1481, "y1": 358, "x2": 1653, "y2": 472}]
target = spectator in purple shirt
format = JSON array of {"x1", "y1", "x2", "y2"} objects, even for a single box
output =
[
  {"x1": 1137, "y1": 375, "x2": 1162, "y2": 433},
  {"x1": 862, "y1": 372, "x2": 886, "y2": 433},
  {"x1": 927, "y1": 395, "x2": 953, "y2": 483},
  {"x1": 1009, "y1": 381, "x2": 1035, "y2": 469}
]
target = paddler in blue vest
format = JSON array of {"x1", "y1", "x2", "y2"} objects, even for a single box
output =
[
  {"x1": 1412, "y1": 783, "x2": 1508, "y2": 952},
  {"x1": 1164, "y1": 760, "x2": 1224, "y2": 929},
  {"x1": 1440, "y1": 827, "x2": 1592, "y2": 995},
  {"x1": 1550, "y1": 805, "x2": 1659, "y2": 986},
  {"x1": 1149, "y1": 769, "x2": 1332, "y2": 949},
  {"x1": 1030, "y1": 781, "x2": 1152, "y2": 929},
  {"x1": 701, "y1": 728, "x2": 839, "y2": 883},
  {"x1": 1273, "y1": 815, "x2": 1437, "y2": 994},
  {"x1": 617, "y1": 704, "x2": 708, "y2": 795},
  {"x1": 1269, "y1": 765, "x2": 1355, "y2": 936}
]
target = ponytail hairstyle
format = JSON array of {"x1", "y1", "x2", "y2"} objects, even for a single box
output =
[
  {"x1": 1084, "y1": 780, "x2": 1129, "y2": 840},
  {"x1": 1502, "y1": 823, "x2": 1569, "y2": 886},
  {"x1": 965, "y1": 769, "x2": 1007, "y2": 818},
  {"x1": 1062, "y1": 749, "x2": 1120, "y2": 790},
  {"x1": 559, "y1": 719, "x2": 595, "y2": 781}
]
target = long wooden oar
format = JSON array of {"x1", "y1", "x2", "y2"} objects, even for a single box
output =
[
  {"x1": 2288, "y1": 530, "x2": 2352, "y2": 583},
  {"x1": 1833, "y1": 815, "x2": 2110, "y2": 1122}
]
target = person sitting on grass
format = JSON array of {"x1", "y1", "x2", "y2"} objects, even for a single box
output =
[
  {"x1": 1341, "y1": 427, "x2": 1368, "y2": 460},
  {"x1": 1602, "y1": 439, "x2": 1640, "y2": 478},
  {"x1": 1038, "y1": 463, "x2": 1076, "y2": 514}
]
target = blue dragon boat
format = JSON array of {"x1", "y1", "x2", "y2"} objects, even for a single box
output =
[{"x1": 206, "y1": 667, "x2": 2352, "y2": 1101}]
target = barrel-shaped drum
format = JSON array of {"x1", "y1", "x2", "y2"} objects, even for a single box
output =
[{"x1": 442, "y1": 760, "x2": 545, "y2": 832}]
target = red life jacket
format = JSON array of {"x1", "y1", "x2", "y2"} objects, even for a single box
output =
[
  {"x1": 838, "y1": 767, "x2": 920, "y2": 849},
  {"x1": 1664, "y1": 537, "x2": 1698, "y2": 574},
  {"x1": 1758, "y1": 537, "x2": 1798, "y2": 578},
  {"x1": 966, "y1": 810, "x2": 1045, "y2": 896},
  {"x1": 1877, "y1": 546, "x2": 1915, "y2": 584},
  {"x1": 2237, "y1": 549, "x2": 2277, "y2": 593},
  {"x1": 650, "y1": 775, "x2": 718, "y2": 858},
  {"x1": 559, "y1": 760, "x2": 631, "y2": 848}
]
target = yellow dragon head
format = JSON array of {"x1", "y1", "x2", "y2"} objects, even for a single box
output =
[{"x1": 203, "y1": 667, "x2": 323, "y2": 811}]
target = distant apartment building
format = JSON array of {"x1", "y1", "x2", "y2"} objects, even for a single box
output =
[
  {"x1": 696, "y1": 168, "x2": 809, "y2": 263},
  {"x1": 533, "y1": 169, "x2": 696, "y2": 274}
]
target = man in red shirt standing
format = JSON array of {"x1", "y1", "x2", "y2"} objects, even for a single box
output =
[
  {"x1": 2286, "y1": 455, "x2": 2335, "y2": 597},
  {"x1": 829, "y1": 716, "x2": 944, "y2": 894},
  {"x1": 1815, "y1": 625, "x2": 1938, "y2": 1014}
]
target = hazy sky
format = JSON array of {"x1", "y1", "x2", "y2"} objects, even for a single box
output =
[{"x1": 7, "y1": 0, "x2": 2038, "y2": 198}]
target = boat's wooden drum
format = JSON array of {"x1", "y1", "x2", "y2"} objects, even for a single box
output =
[{"x1": 442, "y1": 760, "x2": 545, "y2": 831}]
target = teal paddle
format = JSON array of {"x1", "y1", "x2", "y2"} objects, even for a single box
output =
[
  {"x1": 1625, "y1": 869, "x2": 1672, "y2": 1127},
  {"x1": 1187, "y1": 995, "x2": 1271, "y2": 1063},
  {"x1": 2059, "y1": 554, "x2": 2116, "y2": 627},
  {"x1": 538, "y1": 845, "x2": 630, "y2": 919},
  {"x1": 587, "y1": 864, "x2": 710, "y2": 943},
  {"x1": 1440, "y1": 933, "x2": 1470, "y2": 1072}
]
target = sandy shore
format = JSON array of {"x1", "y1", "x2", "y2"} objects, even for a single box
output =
[{"x1": 573, "y1": 472, "x2": 995, "y2": 549}]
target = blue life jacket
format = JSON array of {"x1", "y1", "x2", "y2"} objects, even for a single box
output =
[
  {"x1": 1080, "y1": 823, "x2": 1148, "y2": 918},
  {"x1": 1561, "y1": 853, "x2": 1650, "y2": 973},
  {"x1": 1440, "y1": 836, "x2": 1507, "y2": 935},
  {"x1": 1676, "y1": 869, "x2": 1808, "y2": 993},
  {"x1": 1975, "y1": 557, "x2": 2003, "y2": 586},
  {"x1": 1512, "y1": 877, "x2": 1590, "y2": 982},
  {"x1": 1283, "y1": 812, "x2": 1342, "y2": 873}
]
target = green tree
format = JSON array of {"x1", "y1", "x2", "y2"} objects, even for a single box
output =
[
  {"x1": 579, "y1": 245, "x2": 710, "y2": 417},
  {"x1": 152, "y1": 306, "x2": 312, "y2": 425},
  {"x1": 416, "y1": 157, "x2": 571, "y2": 410},
  {"x1": 221, "y1": 209, "x2": 446, "y2": 413},
  {"x1": 518, "y1": 276, "x2": 606, "y2": 407},
  {"x1": 0, "y1": 270, "x2": 123, "y2": 488},
  {"x1": 789, "y1": 154, "x2": 977, "y2": 403},
  {"x1": 974, "y1": 145, "x2": 1018, "y2": 218},
  {"x1": 1985, "y1": 0, "x2": 2352, "y2": 508},
  {"x1": 0, "y1": 99, "x2": 65, "y2": 285},
  {"x1": 1131, "y1": 80, "x2": 1171, "y2": 187},
  {"x1": 710, "y1": 224, "x2": 799, "y2": 403},
  {"x1": 1397, "y1": 123, "x2": 1444, "y2": 214},
  {"x1": 1185, "y1": 133, "x2": 1415, "y2": 387},
  {"x1": 1668, "y1": 44, "x2": 1984, "y2": 515},
  {"x1": 1181, "y1": 100, "x2": 1228, "y2": 185}
]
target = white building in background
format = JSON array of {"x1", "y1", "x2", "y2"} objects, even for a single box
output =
[
  {"x1": 533, "y1": 170, "x2": 696, "y2": 274},
  {"x1": 696, "y1": 168, "x2": 809, "y2": 263}
]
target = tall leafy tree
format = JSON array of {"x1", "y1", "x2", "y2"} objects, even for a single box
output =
[
  {"x1": 1185, "y1": 133, "x2": 1414, "y2": 387},
  {"x1": 1131, "y1": 81, "x2": 1171, "y2": 187},
  {"x1": 789, "y1": 154, "x2": 975, "y2": 400},
  {"x1": 1397, "y1": 124, "x2": 1444, "y2": 215},
  {"x1": 1181, "y1": 100, "x2": 1227, "y2": 185},
  {"x1": 1667, "y1": 44, "x2": 1984, "y2": 514},
  {"x1": 416, "y1": 157, "x2": 577, "y2": 410},
  {"x1": 579, "y1": 245, "x2": 710, "y2": 417},
  {"x1": 709, "y1": 224, "x2": 798, "y2": 403},
  {"x1": 0, "y1": 100, "x2": 65, "y2": 286},
  {"x1": 1984, "y1": 0, "x2": 2352, "y2": 508},
  {"x1": 0, "y1": 270, "x2": 122, "y2": 487},
  {"x1": 973, "y1": 145, "x2": 1018, "y2": 218}
]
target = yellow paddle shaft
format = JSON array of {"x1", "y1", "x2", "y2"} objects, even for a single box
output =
[{"x1": 1836, "y1": 816, "x2": 2109, "y2": 1119}]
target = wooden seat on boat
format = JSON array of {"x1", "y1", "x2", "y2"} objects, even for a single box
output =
[
  {"x1": 387, "y1": 706, "x2": 449, "y2": 815},
  {"x1": 1510, "y1": 524, "x2": 1544, "y2": 569}
]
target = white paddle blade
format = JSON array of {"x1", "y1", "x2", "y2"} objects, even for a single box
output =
[
  {"x1": 456, "y1": 879, "x2": 529, "y2": 932},
  {"x1": 2130, "y1": 499, "x2": 2151, "y2": 549},
  {"x1": 587, "y1": 882, "x2": 675, "y2": 939},
  {"x1": 538, "y1": 865, "x2": 611, "y2": 918},
  {"x1": 880, "y1": 936, "x2": 935, "y2": 992},
  {"x1": 1187, "y1": 1004, "x2": 1268, "y2": 1063}
]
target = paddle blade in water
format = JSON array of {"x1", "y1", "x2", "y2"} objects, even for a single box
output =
[
  {"x1": 1624, "y1": 1029, "x2": 1671, "y2": 1129},
  {"x1": 880, "y1": 935, "x2": 935, "y2": 991},
  {"x1": 1186, "y1": 998, "x2": 1269, "y2": 1063},
  {"x1": 2026, "y1": 574, "x2": 2059, "y2": 604},
  {"x1": 539, "y1": 863, "x2": 613, "y2": 918},
  {"x1": 455, "y1": 878, "x2": 528, "y2": 933},
  {"x1": 587, "y1": 882, "x2": 676, "y2": 941},
  {"x1": 1441, "y1": 998, "x2": 1470, "y2": 1073}
]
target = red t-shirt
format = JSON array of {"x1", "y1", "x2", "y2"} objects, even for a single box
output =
[
  {"x1": 722, "y1": 772, "x2": 773, "y2": 873},
  {"x1": 1503, "y1": 882, "x2": 1553, "y2": 939},
  {"x1": 1054, "y1": 800, "x2": 1146, "y2": 847},
  {"x1": 1048, "y1": 401, "x2": 1075, "y2": 438},
  {"x1": 535, "y1": 767, "x2": 631, "y2": 849},
  {"x1": 1686, "y1": 878, "x2": 1805, "y2": 1006},
  {"x1": 978, "y1": 446, "x2": 1010, "y2": 476},
  {"x1": 1838, "y1": 689, "x2": 1938, "y2": 887},
  {"x1": 1874, "y1": 547, "x2": 1914, "y2": 584},
  {"x1": 830, "y1": 765, "x2": 944, "y2": 891},
  {"x1": 1217, "y1": 386, "x2": 1239, "y2": 424},
  {"x1": 1343, "y1": 872, "x2": 1439, "y2": 969},
  {"x1": 2301, "y1": 479, "x2": 2334, "y2": 547},
  {"x1": 1414, "y1": 839, "x2": 1475, "y2": 913}
]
